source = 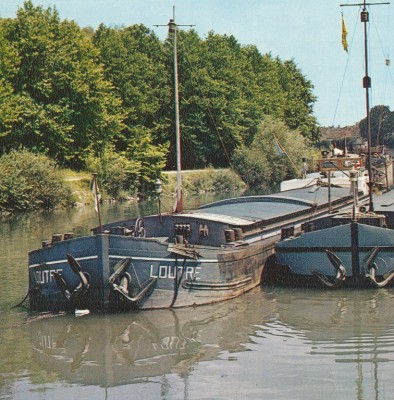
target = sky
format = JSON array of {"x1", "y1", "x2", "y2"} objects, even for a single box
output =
[{"x1": 1, "y1": 0, "x2": 394, "y2": 128}]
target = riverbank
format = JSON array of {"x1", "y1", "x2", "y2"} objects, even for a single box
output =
[{"x1": 64, "y1": 168, "x2": 246, "y2": 205}]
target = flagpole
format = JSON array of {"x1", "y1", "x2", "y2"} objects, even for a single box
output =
[{"x1": 92, "y1": 173, "x2": 103, "y2": 233}]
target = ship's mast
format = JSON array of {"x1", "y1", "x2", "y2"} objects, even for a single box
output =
[
  {"x1": 169, "y1": 9, "x2": 183, "y2": 212},
  {"x1": 341, "y1": 1, "x2": 389, "y2": 212},
  {"x1": 156, "y1": 8, "x2": 194, "y2": 213},
  {"x1": 362, "y1": 1, "x2": 374, "y2": 211}
]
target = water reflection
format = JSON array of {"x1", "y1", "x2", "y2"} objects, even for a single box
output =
[
  {"x1": 29, "y1": 289, "x2": 276, "y2": 387},
  {"x1": 25, "y1": 287, "x2": 394, "y2": 400},
  {"x1": 2, "y1": 199, "x2": 394, "y2": 399},
  {"x1": 248, "y1": 288, "x2": 394, "y2": 400},
  {"x1": 270, "y1": 288, "x2": 394, "y2": 348}
]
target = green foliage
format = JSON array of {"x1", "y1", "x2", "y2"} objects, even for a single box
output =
[
  {"x1": 232, "y1": 148, "x2": 272, "y2": 191},
  {"x1": 274, "y1": 59, "x2": 319, "y2": 141},
  {"x1": 232, "y1": 117, "x2": 319, "y2": 190},
  {"x1": 0, "y1": 1, "x2": 123, "y2": 167},
  {"x1": 92, "y1": 23, "x2": 169, "y2": 192},
  {"x1": 86, "y1": 147, "x2": 140, "y2": 199},
  {"x1": 86, "y1": 142, "x2": 167, "y2": 199},
  {"x1": 167, "y1": 31, "x2": 319, "y2": 169},
  {"x1": 0, "y1": 150, "x2": 73, "y2": 213},
  {"x1": 0, "y1": 2, "x2": 320, "y2": 197},
  {"x1": 359, "y1": 105, "x2": 394, "y2": 147},
  {"x1": 181, "y1": 168, "x2": 245, "y2": 194},
  {"x1": 93, "y1": 25, "x2": 169, "y2": 147},
  {"x1": 210, "y1": 169, "x2": 245, "y2": 192}
]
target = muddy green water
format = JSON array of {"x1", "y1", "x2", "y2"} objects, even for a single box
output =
[{"x1": 1, "y1": 195, "x2": 394, "y2": 399}]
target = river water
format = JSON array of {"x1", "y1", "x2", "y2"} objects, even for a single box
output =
[{"x1": 1, "y1": 195, "x2": 394, "y2": 400}]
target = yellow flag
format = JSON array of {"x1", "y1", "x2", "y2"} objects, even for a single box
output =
[{"x1": 342, "y1": 14, "x2": 348, "y2": 52}]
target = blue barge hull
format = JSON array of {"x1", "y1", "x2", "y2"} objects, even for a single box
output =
[{"x1": 28, "y1": 185, "x2": 357, "y2": 312}]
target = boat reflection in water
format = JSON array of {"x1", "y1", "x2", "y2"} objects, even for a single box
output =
[
  {"x1": 30, "y1": 288, "x2": 276, "y2": 387},
  {"x1": 30, "y1": 288, "x2": 394, "y2": 399}
]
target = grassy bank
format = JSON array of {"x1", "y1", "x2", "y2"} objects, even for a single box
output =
[{"x1": 64, "y1": 168, "x2": 246, "y2": 205}]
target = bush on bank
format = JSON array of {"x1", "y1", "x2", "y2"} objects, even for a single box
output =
[
  {"x1": 0, "y1": 150, "x2": 74, "y2": 213},
  {"x1": 86, "y1": 148, "x2": 141, "y2": 200},
  {"x1": 233, "y1": 117, "x2": 320, "y2": 190},
  {"x1": 164, "y1": 168, "x2": 246, "y2": 195},
  {"x1": 0, "y1": 149, "x2": 246, "y2": 213}
]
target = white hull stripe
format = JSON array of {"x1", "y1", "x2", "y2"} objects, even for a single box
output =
[
  {"x1": 108, "y1": 255, "x2": 217, "y2": 263},
  {"x1": 29, "y1": 254, "x2": 218, "y2": 268},
  {"x1": 29, "y1": 255, "x2": 98, "y2": 268}
]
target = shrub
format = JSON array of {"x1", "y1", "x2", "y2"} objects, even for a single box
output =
[
  {"x1": 233, "y1": 117, "x2": 320, "y2": 190},
  {"x1": 0, "y1": 150, "x2": 73, "y2": 213},
  {"x1": 232, "y1": 149, "x2": 272, "y2": 191},
  {"x1": 181, "y1": 169, "x2": 245, "y2": 194},
  {"x1": 86, "y1": 147, "x2": 141, "y2": 199}
]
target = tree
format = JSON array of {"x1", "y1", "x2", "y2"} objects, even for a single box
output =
[
  {"x1": 241, "y1": 48, "x2": 287, "y2": 145},
  {"x1": 275, "y1": 59, "x2": 319, "y2": 142},
  {"x1": 171, "y1": 31, "x2": 319, "y2": 168},
  {"x1": 0, "y1": 20, "x2": 24, "y2": 146},
  {"x1": 359, "y1": 105, "x2": 394, "y2": 147},
  {"x1": 0, "y1": 6, "x2": 320, "y2": 176},
  {"x1": 0, "y1": 1, "x2": 123, "y2": 167},
  {"x1": 174, "y1": 31, "x2": 250, "y2": 168},
  {"x1": 92, "y1": 24, "x2": 169, "y2": 190},
  {"x1": 232, "y1": 116, "x2": 319, "y2": 190}
]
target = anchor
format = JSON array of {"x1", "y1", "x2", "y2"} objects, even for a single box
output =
[
  {"x1": 312, "y1": 250, "x2": 347, "y2": 288},
  {"x1": 109, "y1": 258, "x2": 157, "y2": 308},
  {"x1": 364, "y1": 246, "x2": 394, "y2": 288},
  {"x1": 53, "y1": 254, "x2": 90, "y2": 308},
  {"x1": 109, "y1": 257, "x2": 132, "y2": 286}
]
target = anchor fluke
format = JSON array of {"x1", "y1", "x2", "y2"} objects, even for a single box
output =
[
  {"x1": 109, "y1": 258, "x2": 132, "y2": 285},
  {"x1": 364, "y1": 246, "x2": 394, "y2": 287},
  {"x1": 366, "y1": 264, "x2": 394, "y2": 287},
  {"x1": 53, "y1": 254, "x2": 90, "y2": 309},
  {"x1": 312, "y1": 250, "x2": 347, "y2": 288},
  {"x1": 53, "y1": 271, "x2": 72, "y2": 301},
  {"x1": 109, "y1": 257, "x2": 157, "y2": 308},
  {"x1": 67, "y1": 254, "x2": 89, "y2": 289},
  {"x1": 111, "y1": 277, "x2": 157, "y2": 305},
  {"x1": 363, "y1": 246, "x2": 380, "y2": 271}
]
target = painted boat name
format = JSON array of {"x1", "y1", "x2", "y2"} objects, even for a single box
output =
[
  {"x1": 35, "y1": 269, "x2": 63, "y2": 284},
  {"x1": 35, "y1": 265, "x2": 201, "y2": 284},
  {"x1": 150, "y1": 265, "x2": 201, "y2": 280}
]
